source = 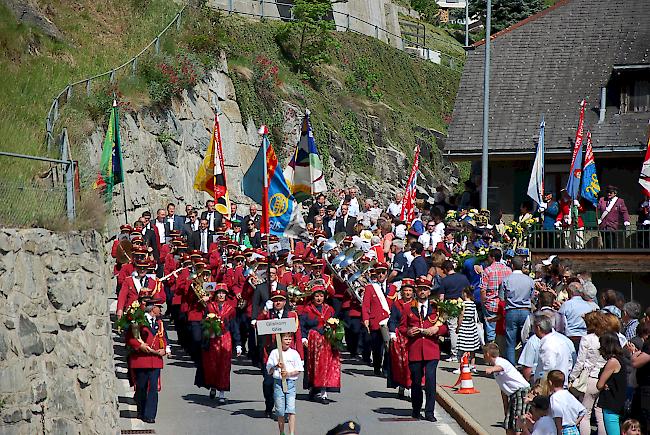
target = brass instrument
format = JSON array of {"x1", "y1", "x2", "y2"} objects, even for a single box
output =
[
  {"x1": 190, "y1": 268, "x2": 209, "y2": 306},
  {"x1": 160, "y1": 266, "x2": 188, "y2": 282},
  {"x1": 116, "y1": 239, "x2": 133, "y2": 264}
]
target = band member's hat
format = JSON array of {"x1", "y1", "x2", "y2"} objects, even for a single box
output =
[
  {"x1": 270, "y1": 289, "x2": 288, "y2": 300},
  {"x1": 292, "y1": 256, "x2": 303, "y2": 263},
  {"x1": 373, "y1": 261, "x2": 389, "y2": 271},
  {"x1": 194, "y1": 260, "x2": 207, "y2": 268},
  {"x1": 401, "y1": 278, "x2": 416, "y2": 289},
  {"x1": 120, "y1": 224, "x2": 132, "y2": 232},
  {"x1": 326, "y1": 420, "x2": 361, "y2": 435},
  {"x1": 310, "y1": 258, "x2": 324, "y2": 267},
  {"x1": 605, "y1": 185, "x2": 618, "y2": 194},
  {"x1": 172, "y1": 237, "x2": 184, "y2": 246},
  {"x1": 131, "y1": 235, "x2": 144, "y2": 243},
  {"x1": 140, "y1": 296, "x2": 164, "y2": 307},
  {"x1": 226, "y1": 240, "x2": 238, "y2": 248},
  {"x1": 169, "y1": 230, "x2": 181, "y2": 237},
  {"x1": 243, "y1": 248, "x2": 254, "y2": 257},
  {"x1": 302, "y1": 257, "x2": 313, "y2": 266},
  {"x1": 343, "y1": 236, "x2": 353, "y2": 244},
  {"x1": 234, "y1": 251, "x2": 245, "y2": 260},
  {"x1": 215, "y1": 283, "x2": 228, "y2": 294},
  {"x1": 146, "y1": 260, "x2": 156, "y2": 271},
  {"x1": 181, "y1": 254, "x2": 193, "y2": 264},
  {"x1": 257, "y1": 256, "x2": 269, "y2": 266},
  {"x1": 133, "y1": 246, "x2": 147, "y2": 255},
  {"x1": 135, "y1": 260, "x2": 149, "y2": 269},
  {"x1": 416, "y1": 277, "x2": 432, "y2": 288},
  {"x1": 190, "y1": 250, "x2": 203, "y2": 259},
  {"x1": 310, "y1": 284, "x2": 326, "y2": 295},
  {"x1": 360, "y1": 256, "x2": 371, "y2": 264}
]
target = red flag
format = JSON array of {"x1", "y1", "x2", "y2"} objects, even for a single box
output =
[{"x1": 400, "y1": 146, "x2": 420, "y2": 224}]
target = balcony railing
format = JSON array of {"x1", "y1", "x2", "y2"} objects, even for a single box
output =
[{"x1": 527, "y1": 226, "x2": 650, "y2": 251}]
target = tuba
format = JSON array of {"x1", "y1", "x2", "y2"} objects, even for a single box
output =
[
  {"x1": 321, "y1": 233, "x2": 374, "y2": 304},
  {"x1": 116, "y1": 239, "x2": 133, "y2": 265}
]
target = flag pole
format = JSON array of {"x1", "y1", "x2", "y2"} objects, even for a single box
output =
[
  {"x1": 113, "y1": 95, "x2": 129, "y2": 225},
  {"x1": 261, "y1": 125, "x2": 271, "y2": 274}
]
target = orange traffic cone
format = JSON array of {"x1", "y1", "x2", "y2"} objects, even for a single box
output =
[{"x1": 454, "y1": 352, "x2": 479, "y2": 394}]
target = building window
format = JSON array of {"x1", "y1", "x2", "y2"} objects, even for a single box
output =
[{"x1": 620, "y1": 73, "x2": 650, "y2": 113}]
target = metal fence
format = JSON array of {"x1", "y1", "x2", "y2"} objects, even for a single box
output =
[
  {"x1": 214, "y1": 0, "x2": 465, "y2": 71},
  {"x1": 44, "y1": 5, "x2": 187, "y2": 151},
  {"x1": 528, "y1": 227, "x2": 650, "y2": 251}
]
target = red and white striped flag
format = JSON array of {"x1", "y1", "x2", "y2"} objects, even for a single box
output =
[{"x1": 400, "y1": 146, "x2": 420, "y2": 224}]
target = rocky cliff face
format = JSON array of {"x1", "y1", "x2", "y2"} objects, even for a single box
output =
[{"x1": 0, "y1": 229, "x2": 118, "y2": 435}]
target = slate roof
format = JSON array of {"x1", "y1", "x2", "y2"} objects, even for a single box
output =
[{"x1": 445, "y1": 0, "x2": 650, "y2": 158}]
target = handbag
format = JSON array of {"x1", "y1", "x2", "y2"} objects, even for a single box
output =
[
  {"x1": 475, "y1": 308, "x2": 485, "y2": 346},
  {"x1": 570, "y1": 368, "x2": 589, "y2": 393}
]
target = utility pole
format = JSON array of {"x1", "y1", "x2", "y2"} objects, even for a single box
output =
[
  {"x1": 480, "y1": 0, "x2": 491, "y2": 209},
  {"x1": 465, "y1": 0, "x2": 469, "y2": 47}
]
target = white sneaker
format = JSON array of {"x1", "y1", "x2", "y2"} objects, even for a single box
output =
[
  {"x1": 445, "y1": 356, "x2": 459, "y2": 363},
  {"x1": 470, "y1": 366, "x2": 478, "y2": 374},
  {"x1": 452, "y1": 368, "x2": 461, "y2": 375}
]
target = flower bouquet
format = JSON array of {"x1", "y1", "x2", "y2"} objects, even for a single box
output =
[
  {"x1": 445, "y1": 210, "x2": 458, "y2": 223},
  {"x1": 434, "y1": 298, "x2": 464, "y2": 321},
  {"x1": 202, "y1": 313, "x2": 224, "y2": 338},
  {"x1": 324, "y1": 317, "x2": 345, "y2": 351},
  {"x1": 116, "y1": 301, "x2": 147, "y2": 333}
]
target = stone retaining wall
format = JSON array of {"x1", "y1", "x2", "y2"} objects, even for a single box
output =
[{"x1": 0, "y1": 229, "x2": 118, "y2": 435}]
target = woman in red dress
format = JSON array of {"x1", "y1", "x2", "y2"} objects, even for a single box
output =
[
  {"x1": 387, "y1": 278, "x2": 415, "y2": 397},
  {"x1": 300, "y1": 284, "x2": 341, "y2": 404},
  {"x1": 195, "y1": 283, "x2": 241, "y2": 404}
]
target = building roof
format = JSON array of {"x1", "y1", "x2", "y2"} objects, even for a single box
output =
[{"x1": 445, "y1": 0, "x2": 650, "y2": 158}]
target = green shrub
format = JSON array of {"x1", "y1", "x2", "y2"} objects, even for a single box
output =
[
  {"x1": 345, "y1": 57, "x2": 382, "y2": 102},
  {"x1": 139, "y1": 51, "x2": 206, "y2": 106}
]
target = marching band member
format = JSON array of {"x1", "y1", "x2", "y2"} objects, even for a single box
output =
[
  {"x1": 117, "y1": 259, "x2": 161, "y2": 318},
  {"x1": 300, "y1": 284, "x2": 341, "y2": 404},
  {"x1": 195, "y1": 283, "x2": 242, "y2": 403},
  {"x1": 387, "y1": 278, "x2": 415, "y2": 398},
  {"x1": 126, "y1": 297, "x2": 169, "y2": 424},
  {"x1": 361, "y1": 262, "x2": 396, "y2": 376},
  {"x1": 398, "y1": 277, "x2": 448, "y2": 422},
  {"x1": 186, "y1": 261, "x2": 211, "y2": 364}
]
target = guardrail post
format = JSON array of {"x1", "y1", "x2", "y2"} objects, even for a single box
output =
[
  {"x1": 228, "y1": 0, "x2": 233, "y2": 13},
  {"x1": 86, "y1": 80, "x2": 92, "y2": 96},
  {"x1": 132, "y1": 58, "x2": 137, "y2": 75},
  {"x1": 375, "y1": 25, "x2": 378, "y2": 39},
  {"x1": 176, "y1": 13, "x2": 181, "y2": 31},
  {"x1": 46, "y1": 116, "x2": 52, "y2": 152},
  {"x1": 155, "y1": 37, "x2": 160, "y2": 54},
  {"x1": 110, "y1": 70, "x2": 115, "y2": 84},
  {"x1": 66, "y1": 85, "x2": 72, "y2": 101},
  {"x1": 52, "y1": 99, "x2": 59, "y2": 123},
  {"x1": 346, "y1": 13, "x2": 350, "y2": 30},
  {"x1": 401, "y1": 37, "x2": 405, "y2": 50},
  {"x1": 260, "y1": 0, "x2": 264, "y2": 18},
  {"x1": 61, "y1": 128, "x2": 76, "y2": 221}
]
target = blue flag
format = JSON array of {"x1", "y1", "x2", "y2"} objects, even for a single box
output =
[
  {"x1": 580, "y1": 132, "x2": 600, "y2": 206},
  {"x1": 242, "y1": 129, "x2": 307, "y2": 238},
  {"x1": 566, "y1": 101, "x2": 586, "y2": 200}
]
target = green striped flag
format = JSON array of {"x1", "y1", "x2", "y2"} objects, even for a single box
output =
[{"x1": 93, "y1": 101, "x2": 124, "y2": 202}]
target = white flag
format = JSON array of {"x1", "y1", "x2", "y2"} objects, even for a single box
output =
[{"x1": 527, "y1": 117, "x2": 545, "y2": 207}]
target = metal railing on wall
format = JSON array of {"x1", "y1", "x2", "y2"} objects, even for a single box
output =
[
  {"x1": 527, "y1": 226, "x2": 650, "y2": 251},
  {"x1": 44, "y1": 5, "x2": 188, "y2": 152},
  {"x1": 215, "y1": 0, "x2": 465, "y2": 71}
]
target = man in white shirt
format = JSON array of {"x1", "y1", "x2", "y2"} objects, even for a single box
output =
[
  {"x1": 347, "y1": 187, "x2": 360, "y2": 217},
  {"x1": 154, "y1": 208, "x2": 168, "y2": 245},
  {"x1": 533, "y1": 314, "x2": 574, "y2": 383},
  {"x1": 418, "y1": 220, "x2": 444, "y2": 252},
  {"x1": 387, "y1": 192, "x2": 403, "y2": 218}
]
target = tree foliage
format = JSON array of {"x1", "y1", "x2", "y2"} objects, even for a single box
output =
[
  {"x1": 410, "y1": 0, "x2": 440, "y2": 25},
  {"x1": 469, "y1": 0, "x2": 544, "y2": 33},
  {"x1": 275, "y1": 0, "x2": 339, "y2": 80}
]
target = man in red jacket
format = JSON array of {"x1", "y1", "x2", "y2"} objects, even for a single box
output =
[
  {"x1": 398, "y1": 277, "x2": 448, "y2": 422},
  {"x1": 117, "y1": 260, "x2": 161, "y2": 318},
  {"x1": 362, "y1": 262, "x2": 397, "y2": 376},
  {"x1": 126, "y1": 297, "x2": 169, "y2": 424}
]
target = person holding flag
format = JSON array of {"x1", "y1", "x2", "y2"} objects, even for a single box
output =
[{"x1": 400, "y1": 146, "x2": 420, "y2": 227}]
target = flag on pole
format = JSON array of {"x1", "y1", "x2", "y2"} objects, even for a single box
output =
[
  {"x1": 242, "y1": 126, "x2": 307, "y2": 238},
  {"x1": 283, "y1": 109, "x2": 327, "y2": 202},
  {"x1": 640, "y1": 121, "x2": 650, "y2": 198},
  {"x1": 93, "y1": 100, "x2": 124, "y2": 202},
  {"x1": 580, "y1": 131, "x2": 600, "y2": 206},
  {"x1": 527, "y1": 116, "x2": 545, "y2": 207},
  {"x1": 400, "y1": 146, "x2": 420, "y2": 224},
  {"x1": 566, "y1": 100, "x2": 586, "y2": 200},
  {"x1": 193, "y1": 114, "x2": 231, "y2": 219}
]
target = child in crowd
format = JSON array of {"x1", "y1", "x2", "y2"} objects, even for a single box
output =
[
  {"x1": 266, "y1": 333, "x2": 304, "y2": 435},
  {"x1": 454, "y1": 287, "x2": 481, "y2": 373},
  {"x1": 547, "y1": 370, "x2": 586, "y2": 435},
  {"x1": 517, "y1": 395, "x2": 557, "y2": 435},
  {"x1": 484, "y1": 343, "x2": 531, "y2": 435},
  {"x1": 622, "y1": 419, "x2": 641, "y2": 435}
]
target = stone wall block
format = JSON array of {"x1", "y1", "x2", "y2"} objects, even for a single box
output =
[{"x1": 18, "y1": 315, "x2": 44, "y2": 356}]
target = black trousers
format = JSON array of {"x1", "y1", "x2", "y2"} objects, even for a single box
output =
[
  {"x1": 261, "y1": 364, "x2": 274, "y2": 412},
  {"x1": 188, "y1": 321, "x2": 203, "y2": 363},
  {"x1": 344, "y1": 314, "x2": 361, "y2": 356},
  {"x1": 134, "y1": 368, "x2": 160, "y2": 420},
  {"x1": 249, "y1": 323, "x2": 259, "y2": 366},
  {"x1": 370, "y1": 330, "x2": 385, "y2": 374},
  {"x1": 236, "y1": 309, "x2": 250, "y2": 353},
  {"x1": 331, "y1": 297, "x2": 343, "y2": 318},
  {"x1": 409, "y1": 359, "x2": 439, "y2": 417}
]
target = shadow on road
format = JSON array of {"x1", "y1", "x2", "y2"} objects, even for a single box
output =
[
  {"x1": 120, "y1": 409, "x2": 139, "y2": 419},
  {"x1": 168, "y1": 360, "x2": 196, "y2": 368},
  {"x1": 372, "y1": 407, "x2": 414, "y2": 417},
  {"x1": 231, "y1": 408, "x2": 269, "y2": 419},
  {"x1": 233, "y1": 368, "x2": 261, "y2": 376},
  {"x1": 118, "y1": 396, "x2": 136, "y2": 405},
  {"x1": 182, "y1": 393, "x2": 259, "y2": 408},
  {"x1": 365, "y1": 390, "x2": 397, "y2": 399},
  {"x1": 342, "y1": 368, "x2": 375, "y2": 377}
]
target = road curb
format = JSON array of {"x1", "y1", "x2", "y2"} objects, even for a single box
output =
[{"x1": 436, "y1": 385, "x2": 490, "y2": 435}]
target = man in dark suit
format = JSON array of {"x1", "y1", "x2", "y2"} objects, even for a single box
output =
[
  {"x1": 307, "y1": 193, "x2": 327, "y2": 224},
  {"x1": 166, "y1": 203, "x2": 185, "y2": 234},
  {"x1": 251, "y1": 265, "x2": 288, "y2": 320},
  {"x1": 189, "y1": 218, "x2": 214, "y2": 253},
  {"x1": 335, "y1": 203, "x2": 357, "y2": 236},
  {"x1": 181, "y1": 204, "x2": 194, "y2": 224},
  {"x1": 200, "y1": 200, "x2": 223, "y2": 232},
  {"x1": 230, "y1": 202, "x2": 244, "y2": 224},
  {"x1": 134, "y1": 220, "x2": 160, "y2": 262},
  {"x1": 183, "y1": 210, "x2": 200, "y2": 238},
  {"x1": 398, "y1": 277, "x2": 448, "y2": 422},
  {"x1": 324, "y1": 205, "x2": 337, "y2": 238},
  {"x1": 243, "y1": 203, "x2": 262, "y2": 230}
]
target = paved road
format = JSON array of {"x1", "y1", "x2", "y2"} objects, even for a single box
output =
[{"x1": 115, "y1": 317, "x2": 465, "y2": 435}]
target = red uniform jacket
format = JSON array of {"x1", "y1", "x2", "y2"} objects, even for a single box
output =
[
  {"x1": 117, "y1": 263, "x2": 135, "y2": 290},
  {"x1": 300, "y1": 303, "x2": 335, "y2": 339},
  {"x1": 361, "y1": 282, "x2": 397, "y2": 331},
  {"x1": 117, "y1": 276, "x2": 162, "y2": 313},
  {"x1": 556, "y1": 199, "x2": 585, "y2": 228},
  {"x1": 435, "y1": 241, "x2": 459, "y2": 257},
  {"x1": 172, "y1": 267, "x2": 190, "y2": 306},
  {"x1": 126, "y1": 320, "x2": 167, "y2": 369},
  {"x1": 342, "y1": 294, "x2": 362, "y2": 318},
  {"x1": 278, "y1": 268, "x2": 293, "y2": 287},
  {"x1": 398, "y1": 302, "x2": 448, "y2": 362}
]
